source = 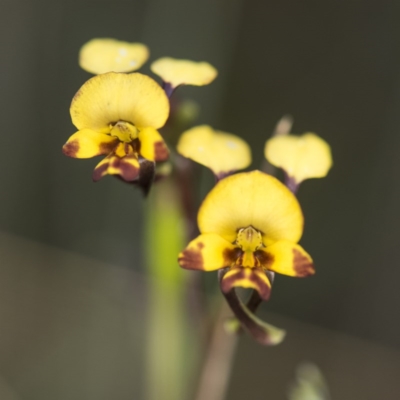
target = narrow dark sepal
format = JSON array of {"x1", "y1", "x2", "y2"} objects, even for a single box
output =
[
  {"x1": 227, "y1": 270, "x2": 275, "y2": 334},
  {"x1": 218, "y1": 269, "x2": 286, "y2": 346},
  {"x1": 162, "y1": 81, "x2": 175, "y2": 98},
  {"x1": 226, "y1": 289, "x2": 263, "y2": 335},
  {"x1": 283, "y1": 171, "x2": 300, "y2": 194},
  {"x1": 137, "y1": 157, "x2": 156, "y2": 196},
  {"x1": 215, "y1": 170, "x2": 236, "y2": 182}
]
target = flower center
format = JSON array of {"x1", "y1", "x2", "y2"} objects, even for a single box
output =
[
  {"x1": 109, "y1": 121, "x2": 138, "y2": 143},
  {"x1": 236, "y1": 226, "x2": 263, "y2": 251},
  {"x1": 235, "y1": 226, "x2": 264, "y2": 267}
]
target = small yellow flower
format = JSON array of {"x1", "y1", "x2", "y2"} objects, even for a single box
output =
[
  {"x1": 265, "y1": 133, "x2": 332, "y2": 190},
  {"x1": 177, "y1": 125, "x2": 251, "y2": 178},
  {"x1": 178, "y1": 171, "x2": 314, "y2": 300},
  {"x1": 79, "y1": 38, "x2": 149, "y2": 74},
  {"x1": 151, "y1": 57, "x2": 217, "y2": 90},
  {"x1": 63, "y1": 72, "x2": 170, "y2": 183}
]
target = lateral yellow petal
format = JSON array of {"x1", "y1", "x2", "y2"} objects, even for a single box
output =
[
  {"x1": 62, "y1": 129, "x2": 118, "y2": 159},
  {"x1": 151, "y1": 57, "x2": 217, "y2": 88},
  {"x1": 265, "y1": 133, "x2": 332, "y2": 183},
  {"x1": 138, "y1": 127, "x2": 169, "y2": 162},
  {"x1": 92, "y1": 154, "x2": 140, "y2": 182},
  {"x1": 177, "y1": 125, "x2": 251, "y2": 176},
  {"x1": 198, "y1": 171, "x2": 303, "y2": 244},
  {"x1": 262, "y1": 240, "x2": 315, "y2": 277},
  {"x1": 178, "y1": 233, "x2": 238, "y2": 271},
  {"x1": 71, "y1": 72, "x2": 169, "y2": 132},
  {"x1": 221, "y1": 267, "x2": 271, "y2": 301},
  {"x1": 79, "y1": 38, "x2": 149, "y2": 74}
]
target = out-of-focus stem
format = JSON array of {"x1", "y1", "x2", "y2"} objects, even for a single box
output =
[
  {"x1": 144, "y1": 178, "x2": 190, "y2": 400},
  {"x1": 146, "y1": 279, "x2": 185, "y2": 400},
  {"x1": 175, "y1": 155, "x2": 198, "y2": 240},
  {"x1": 193, "y1": 301, "x2": 238, "y2": 400}
]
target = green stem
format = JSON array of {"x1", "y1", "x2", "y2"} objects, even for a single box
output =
[
  {"x1": 144, "y1": 178, "x2": 191, "y2": 400},
  {"x1": 145, "y1": 278, "x2": 186, "y2": 400}
]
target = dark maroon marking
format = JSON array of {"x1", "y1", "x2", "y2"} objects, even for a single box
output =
[
  {"x1": 223, "y1": 247, "x2": 242, "y2": 267},
  {"x1": 153, "y1": 141, "x2": 169, "y2": 162},
  {"x1": 92, "y1": 160, "x2": 109, "y2": 182},
  {"x1": 100, "y1": 140, "x2": 118, "y2": 155},
  {"x1": 292, "y1": 249, "x2": 315, "y2": 277},
  {"x1": 220, "y1": 268, "x2": 244, "y2": 294},
  {"x1": 124, "y1": 143, "x2": 131, "y2": 155},
  {"x1": 178, "y1": 242, "x2": 204, "y2": 270},
  {"x1": 137, "y1": 157, "x2": 155, "y2": 196},
  {"x1": 221, "y1": 267, "x2": 271, "y2": 301},
  {"x1": 131, "y1": 138, "x2": 140, "y2": 153},
  {"x1": 62, "y1": 140, "x2": 79, "y2": 157},
  {"x1": 251, "y1": 269, "x2": 271, "y2": 301},
  {"x1": 111, "y1": 156, "x2": 140, "y2": 182},
  {"x1": 254, "y1": 250, "x2": 274, "y2": 269}
]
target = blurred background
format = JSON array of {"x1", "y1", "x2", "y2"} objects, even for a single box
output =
[{"x1": 2, "y1": 0, "x2": 400, "y2": 398}]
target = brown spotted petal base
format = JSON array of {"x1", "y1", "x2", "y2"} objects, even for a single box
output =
[
  {"x1": 63, "y1": 124, "x2": 170, "y2": 193},
  {"x1": 178, "y1": 230, "x2": 314, "y2": 303},
  {"x1": 92, "y1": 143, "x2": 141, "y2": 182}
]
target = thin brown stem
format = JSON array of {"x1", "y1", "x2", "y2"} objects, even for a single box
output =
[{"x1": 193, "y1": 301, "x2": 238, "y2": 400}]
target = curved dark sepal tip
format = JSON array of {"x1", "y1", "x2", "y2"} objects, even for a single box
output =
[{"x1": 218, "y1": 269, "x2": 286, "y2": 346}]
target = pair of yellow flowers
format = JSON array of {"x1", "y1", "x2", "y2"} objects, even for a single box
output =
[{"x1": 63, "y1": 38, "x2": 332, "y2": 302}]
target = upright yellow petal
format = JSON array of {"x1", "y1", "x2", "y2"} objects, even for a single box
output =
[
  {"x1": 178, "y1": 233, "x2": 238, "y2": 271},
  {"x1": 198, "y1": 171, "x2": 303, "y2": 244},
  {"x1": 261, "y1": 240, "x2": 315, "y2": 277},
  {"x1": 138, "y1": 127, "x2": 169, "y2": 162},
  {"x1": 70, "y1": 73, "x2": 169, "y2": 132},
  {"x1": 79, "y1": 38, "x2": 149, "y2": 74},
  {"x1": 151, "y1": 57, "x2": 217, "y2": 88},
  {"x1": 62, "y1": 129, "x2": 118, "y2": 158},
  {"x1": 177, "y1": 125, "x2": 251, "y2": 177},
  {"x1": 265, "y1": 133, "x2": 332, "y2": 183}
]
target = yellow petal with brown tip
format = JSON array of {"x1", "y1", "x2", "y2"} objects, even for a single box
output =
[
  {"x1": 151, "y1": 57, "x2": 217, "y2": 88},
  {"x1": 71, "y1": 72, "x2": 169, "y2": 132},
  {"x1": 79, "y1": 38, "x2": 149, "y2": 74},
  {"x1": 178, "y1": 233, "x2": 238, "y2": 271},
  {"x1": 62, "y1": 129, "x2": 117, "y2": 159},
  {"x1": 265, "y1": 133, "x2": 332, "y2": 183},
  {"x1": 177, "y1": 125, "x2": 251, "y2": 177},
  {"x1": 262, "y1": 240, "x2": 315, "y2": 277},
  {"x1": 139, "y1": 127, "x2": 169, "y2": 162}
]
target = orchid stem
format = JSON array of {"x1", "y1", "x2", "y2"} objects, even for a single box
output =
[
  {"x1": 144, "y1": 178, "x2": 189, "y2": 400},
  {"x1": 193, "y1": 301, "x2": 238, "y2": 400}
]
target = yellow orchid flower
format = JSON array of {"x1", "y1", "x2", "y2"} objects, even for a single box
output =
[
  {"x1": 177, "y1": 125, "x2": 251, "y2": 178},
  {"x1": 62, "y1": 72, "x2": 170, "y2": 183},
  {"x1": 151, "y1": 57, "x2": 217, "y2": 95},
  {"x1": 265, "y1": 133, "x2": 332, "y2": 192},
  {"x1": 178, "y1": 171, "x2": 314, "y2": 301},
  {"x1": 79, "y1": 38, "x2": 149, "y2": 74}
]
